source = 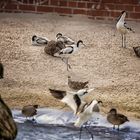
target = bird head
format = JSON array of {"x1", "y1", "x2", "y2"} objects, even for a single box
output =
[
  {"x1": 98, "y1": 100, "x2": 103, "y2": 106},
  {"x1": 77, "y1": 40, "x2": 86, "y2": 48},
  {"x1": 32, "y1": 35, "x2": 37, "y2": 41},
  {"x1": 33, "y1": 105, "x2": 39, "y2": 108},
  {"x1": 56, "y1": 33, "x2": 62, "y2": 38},
  {"x1": 108, "y1": 108, "x2": 117, "y2": 114}
]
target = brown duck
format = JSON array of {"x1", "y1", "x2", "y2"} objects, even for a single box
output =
[
  {"x1": 0, "y1": 62, "x2": 4, "y2": 79},
  {"x1": 133, "y1": 46, "x2": 140, "y2": 57},
  {"x1": 22, "y1": 105, "x2": 38, "y2": 119},
  {"x1": 107, "y1": 108, "x2": 129, "y2": 130},
  {"x1": 44, "y1": 40, "x2": 65, "y2": 57},
  {"x1": 68, "y1": 76, "x2": 88, "y2": 90},
  {"x1": 0, "y1": 95, "x2": 17, "y2": 139}
]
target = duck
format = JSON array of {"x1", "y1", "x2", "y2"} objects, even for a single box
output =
[
  {"x1": 54, "y1": 40, "x2": 86, "y2": 71},
  {"x1": 68, "y1": 76, "x2": 88, "y2": 90},
  {"x1": 0, "y1": 95, "x2": 17, "y2": 139},
  {"x1": 116, "y1": 11, "x2": 135, "y2": 48},
  {"x1": 0, "y1": 62, "x2": 4, "y2": 79},
  {"x1": 44, "y1": 40, "x2": 65, "y2": 57},
  {"x1": 22, "y1": 105, "x2": 39, "y2": 120},
  {"x1": 32, "y1": 35, "x2": 49, "y2": 46},
  {"x1": 56, "y1": 33, "x2": 75, "y2": 45},
  {"x1": 133, "y1": 46, "x2": 140, "y2": 57},
  {"x1": 107, "y1": 108, "x2": 129, "y2": 130}
]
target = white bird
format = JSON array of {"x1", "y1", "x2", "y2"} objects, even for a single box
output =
[
  {"x1": 49, "y1": 88, "x2": 102, "y2": 140},
  {"x1": 56, "y1": 33, "x2": 75, "y2": 45},
  {"x1": 116, "y1": 11, "x2": 135, "y2": 48},
  {"x1": 49, "y1": 88, "x2": 94, "y2": 114},
  {"x1": 32, "y1": 35, "x2": 50, "y2": 46},
  {"x1": 54, "y1": 40, "x2": 86, "y2": 71}
]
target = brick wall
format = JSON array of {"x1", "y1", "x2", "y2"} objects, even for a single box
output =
[{"x1": 0, "y1": 0, "x2": 140, "y2": 21}]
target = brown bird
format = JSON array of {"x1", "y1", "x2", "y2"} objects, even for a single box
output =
[
  {"x1": 0, "y1": 62, "x2": 4, "y2": 79},
  {"x1": 133, "y1": 46, "x2": 140, "y2": 57},
  {"x1": 44, "y1": 40, "x2": 65, "y2": 57},
  {"x1": 107, "y1": 108, "x2": 129, "y2": 130},
  {"x1": 0, "y1": 95, "x2": 17, "y2": 139},
  {"x1": 68, "y1": 76, "x2": 88, "y2": 90},
  {"x1": 22, "y1": 105, "x2": 38, "y2": 119}
]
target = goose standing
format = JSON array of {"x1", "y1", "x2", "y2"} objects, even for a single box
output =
[
  {"x1": 133, "y1": 46, "x2": 140, "y2": 57},
  {"x1": 49, "y1": 88, "x2": 102, "y2": 140},
  {"x1": 22, "y1": 105, "x2": 39, "y2": 121},
  {"x1": 0, "y1": 62, "x2": 4, "y2": 79},
  {"x1": 32, "y1": 35, "x2": 49, "y2": 46},
  {"x1": 68, "y1": 76, "x2": 88, "y2": 90},
  {"x1": 54, "y1": 40, "x2": 86, "y2": 71},
  {"x1": 116, "y1": 11, "x2": 135, "y2": 48},
  {"x1": 107, "y1": 108, "x2": 129, "y2": 130},
  {"x1": 0, "y1": 95, "x2": 17, "y2": 139},
  {"x1": 56, "y1": 33, "x2": 75, "y2": 45}
]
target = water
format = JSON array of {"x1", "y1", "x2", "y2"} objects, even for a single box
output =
[{"x1": 13, "y1": 108, "x2": 140, "y2": 140}]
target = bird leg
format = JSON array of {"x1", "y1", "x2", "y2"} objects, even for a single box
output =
[
  {"x1": 117, "y1": 125, "x2": 120, "y2": 131},
  {"x1": 124, "y1": 35, "x2": 126, "y2": 48},
  {"x1": 61, "y1": 57, "x2": 71, "y2": 71},
  {"x1": 85, "y1": 126, "x2": 93, "y2": 140},
  {"x1": 121, "y1": 34, "x2": 124, "y2": 48},
  {"x1": 113, "y1": 125, "x2": 115, "y2": 129},
  {"x1": 79, "y1": 126, "x2": 83, "y2": 140}
]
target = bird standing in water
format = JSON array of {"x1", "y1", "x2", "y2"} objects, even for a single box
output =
[{"x1": 107, "y1": 108, "x2": 129, "y2": 130}]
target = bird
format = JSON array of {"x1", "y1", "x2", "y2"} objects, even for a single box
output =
[
  {"x1": 56, "y1": 33, "x2": 75, "y2": 45},
  {"x1": 133, "y1": 46, "x2": 140, "y2": 57},
  {"x1": 68, "y1": 76, "x2": 88, "y2": 90},
  {"x1": 116, "y1": 11, "x2": 135, "y2": 48},
  {"x1": 32, "y1": 35, "x2": 49, "y2": 46},
  {"x1": 22, "y1": 105, "x2": 39, "y2": 121},
  {"x1": 49, "y1": 88, "x2": 101, "y2": 140},
  {"x1": 44, "y1": 40, "x2": 65, "y2": 57},
  {"x1": 54, "y1": 40, "x2": 86, "y2": 71},
  {"x1": 49, "y1": 88, "x2": 94, "y2": 115},
  {"x1": 0, "y1": 95, "x2": 17, "y2": 140},
  {"x1": 0, "y1": 62, "x2": 4, "y2": 79},
  {"x1": 107, "y1": 108, "x2": 129, "y2": 130}
]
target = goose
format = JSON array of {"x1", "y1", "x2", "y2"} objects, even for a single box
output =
[
  {"x1": 107, "y1": 108, "x2": 129, "y2": 130},
  {"x1": 54, "y1": 40, "x2": 86, "y2": 71},
  {"x1": 49, "y1": 88, "x2": 102, "y2": 140},
  {"x1": 0, "y1": 62, "x2": 4, "y2": 79},
  {"x1": 68, "y1": 76, "x2": 88, "y2": 90},
  {"x1": 133, "y1": 46, "x2": 140, "y2": 57},
  {"x1": 116, "y1": 11, "x2": 135, "y2": 48},
  {"x1": 56, "y1": 33, "x2": 75, "y2": 45},
  {"x1": 22, "y1": 105, "x2": 39, "y2": 120},
  {"x1": 0, "y1": 95, "x2": 17, "y2": 139},
  {"x1": 44, "y1": 40, "x2": 65, "y2": 57},
  {"x1": 32, "y1": 35, "x2": 49, "y2": 46}
]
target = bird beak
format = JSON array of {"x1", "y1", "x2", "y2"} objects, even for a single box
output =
[{"x1": 82, "y1": 43, "x2": 86, "y2": 47}]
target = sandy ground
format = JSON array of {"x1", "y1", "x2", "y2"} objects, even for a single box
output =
[{"x1": 0, "y1": 13, "x2": 140, "y2": 119}]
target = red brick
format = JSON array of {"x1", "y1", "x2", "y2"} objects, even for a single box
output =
[
  {"x1": 90, "y1": 10, "x2": 109, "y2": 16},
  {"x1": 59, "y1": 0, "x2": 68, "y2": 7},
  {"x1": 68, "y1": 1, "x2": 77, "y2": 7},
  {"x1": 105, "y1": 4, "x2": 115, "y2": 10},
  {"x1": 135, "y1": 6, "x2": 140, "y2": 12},
  {"x1": 4, "y1": 4, "x2": 17, "y2": 10},
  {"x1": 77, "y1": 2, "x2": 86, "y2": 8},
  {"x1": 50, "y1": 0, "x2": 59, "y2": 6},
  {"x1": 115, "y1": 4, "x2": 134, "y2": 11},
  {"x1": 102, "y1": 0, "x2": 115, "y2": 3},
  {"x1": 37, "y1": 6, "x2": 54, "y2": 12},
  {"x1": 73, "y1": 9, "x2": 87, "y2": 15},
  {"x1": 19, "y1": 4, "x2": 35, "y2": 11},
  {"x1": 87, "y1": 2, "x2": 95, "y2": 8},
  {"x1": 118, "y1": 0, "x2": 138, "y2": 4},
  {"x1": 129, "y1": 12, "x2": 140, "y2": 19},
  {"x1": 110, "y1": 11, "x2": 122, "y2": 17},
  {"x1": 54, "y1": 7, "x2": 72, "y2": 14}
]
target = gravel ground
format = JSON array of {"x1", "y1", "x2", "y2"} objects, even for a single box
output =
[{"x1": 0, "y1": 13, "x2": 140, "y2": 119}]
